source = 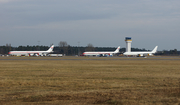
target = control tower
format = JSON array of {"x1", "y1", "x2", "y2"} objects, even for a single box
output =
[{"x1": 125, "y1": 37, "x2": 132, "y2": 52}]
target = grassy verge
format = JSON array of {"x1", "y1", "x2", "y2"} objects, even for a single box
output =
[{"x1": 0, "y1": 57, "x2": 180, "y2": 104}]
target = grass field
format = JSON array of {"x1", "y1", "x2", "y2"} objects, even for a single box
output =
[{"x1": 0, "y1": 57, "x2": 180, "y2": 104}]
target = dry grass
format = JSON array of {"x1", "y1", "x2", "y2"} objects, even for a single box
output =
[{"x1": 0, "y1": 57, "x2": 180, "y2": 104}]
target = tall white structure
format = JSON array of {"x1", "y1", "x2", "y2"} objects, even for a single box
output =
[{"x1": 125, "y1": 37, "x2": 132, "y2": 52}]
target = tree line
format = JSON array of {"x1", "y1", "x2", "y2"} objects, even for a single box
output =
[{"x1": 0, "y1": 42, "x2": 179, "y2": 56}]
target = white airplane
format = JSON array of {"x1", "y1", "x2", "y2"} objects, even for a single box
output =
[
  {"x1": 8, "y1": 45, "x2": 54, "y2": 56},
  {"x1": 123, "y1": 46, "x2": 158, "y2": 57},
  {"x1": 83, "y1": 46, "x2": 120, "y2": 57}
]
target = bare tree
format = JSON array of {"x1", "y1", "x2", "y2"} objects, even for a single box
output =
[
  {"x1": 58, "y1": 41, "x2": 68, "y2": 54},
  {"x1": 86, "y1": 43, "x2": 94, "y2": 51},
  {"x1": 58, "y1": 41, "x2": 67, "y2": 47},
  {"x1": 6, "y1": 43, "x2": 11, "y2": 53}
]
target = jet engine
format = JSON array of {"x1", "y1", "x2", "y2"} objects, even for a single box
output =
[
  {"x1": 137, "y1": 54, "x2": 144, "y2": 57},
  {"x1": 29, "y1": 54, "x2": 34, "y2": 56},
  {"x1": 148, "y1": 53, "x2": 153, "y2": 56}
]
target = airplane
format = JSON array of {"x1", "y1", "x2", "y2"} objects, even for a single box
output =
[
  {"x1": 123, "y1": 46, "x2": 158, "y2": 57},
  {"x1": 83, "y1": 46, "x2": 120, "y2": 57},
  {"x1": 8, "y1": 45, "x2": 54, "y2": 56}
]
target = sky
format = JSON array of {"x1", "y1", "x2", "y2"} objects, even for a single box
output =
[{"x1": 0, "y1": 0, "x2": 180, "y2": 51}]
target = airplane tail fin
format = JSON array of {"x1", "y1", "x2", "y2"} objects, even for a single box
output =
[
  {"x1": 114, "y1": 46, "x2": 120, "y2": 53},
  {"x1": 47, "y1": 45, "x2": 54, "y2": 52},
  {"x1": 151, "y1": 46, "x2": 158, "y2": 53}
]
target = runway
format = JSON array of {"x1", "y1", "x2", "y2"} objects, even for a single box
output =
[{"x1": 0, "y1": 56, "x2": 180, "y2": 61}]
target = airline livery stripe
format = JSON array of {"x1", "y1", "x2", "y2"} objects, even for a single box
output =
[
  {"x1": 9, "y1": 51, "x2": 44, "y2": 54},
  {"x1": 83, "y1": 53, "x2": 112, "y2": 54}
]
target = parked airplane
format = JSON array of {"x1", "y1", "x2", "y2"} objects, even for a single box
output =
[
  {"x1": 8, "y1": 45, "x2": 54, "y2": 56},
  {"x1": 83, "y1": 46, "x2": 120, "y2": 57},
  {"x1": 123, "y1": 46, "x2": 158, "y2": 57}
]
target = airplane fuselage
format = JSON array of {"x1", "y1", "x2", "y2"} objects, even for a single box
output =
[
  {"x1": 8, "y1": 45, "x2": 54, "y2": 56},
  {"x1": 9, "y1": 51, "x2": 50, "y2": 56},
  {"x1": 123, "y1": 51, "x2": 152, "y2": 56},
  {"x1": 83, "y1": 46, "x2": 120, "y2": 57},
  {"x1": 123, "y1": 46, "x2": 158, "y2": 57},
  {"x1": 83, "y1": 52, "x2": 115, "y2": 56}
]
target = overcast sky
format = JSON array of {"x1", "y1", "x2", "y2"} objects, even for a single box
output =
[{"x1": 0, "y1": 0, "x2": 180, "y2": 50}]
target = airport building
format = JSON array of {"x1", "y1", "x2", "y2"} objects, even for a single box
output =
[{"x1": 125, "y1": 37, "x2": 132, "y2": 52}]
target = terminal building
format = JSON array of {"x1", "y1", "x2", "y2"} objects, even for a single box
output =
[{"x1": 125, "y1": 37, "x2": 132, "y2": 52}]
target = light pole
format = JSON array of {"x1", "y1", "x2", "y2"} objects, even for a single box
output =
[{"x1": 78, "y1": 42, "x2": 80, "y2": 56}]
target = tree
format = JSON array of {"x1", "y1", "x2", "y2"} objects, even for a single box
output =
[
  {"x1": 85, "y1": 43, "x2": 94, "y2": 51},
  {"x1": 58, "y1": 41, "x2": 68, "y2": 55},
  {"x1": 6, "y1": 43, "x2": 11, "y2": 53},
  {"x1": 170, "y1": 49, "x2": 178, "y2": 55}
]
